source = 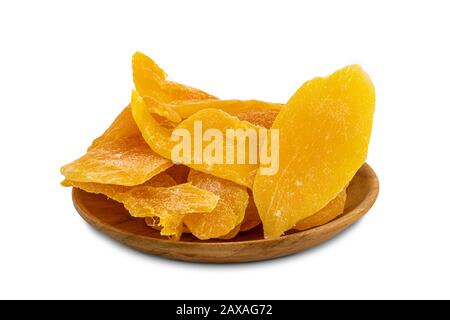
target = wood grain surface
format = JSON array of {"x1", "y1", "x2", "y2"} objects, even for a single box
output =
[{"x1": 72, "y1": 163, "x2": 379, "y2": 263}]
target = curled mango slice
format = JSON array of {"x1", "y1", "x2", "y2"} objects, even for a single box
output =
[
  {"x1": 131, "y1": 91, "x2": 261, "y2": 188},
  {"x1": 121, "y1": 183, "x2": 218, "y2": 239},
  {"x1": 183, "y1": 170, "x2": 249, "y2": 240},
  {"x1": 253, "y1": 65, "x2": 375, "y2": 238},
  {"x1": 63, "y1": 173, "x2": 219, "y2": 240}
]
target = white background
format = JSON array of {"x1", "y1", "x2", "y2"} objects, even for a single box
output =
[{"x1": 0, "y1": 0, "x2": 449, "y2": 300}]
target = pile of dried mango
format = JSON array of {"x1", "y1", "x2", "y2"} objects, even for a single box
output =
[{"x1": 61, "y1": 52, "x2": 375, "y2": 241}]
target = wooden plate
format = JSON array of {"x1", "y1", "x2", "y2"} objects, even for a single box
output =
[{"x1": 72, "y1": 163, "x2": 379, "y2": 263}]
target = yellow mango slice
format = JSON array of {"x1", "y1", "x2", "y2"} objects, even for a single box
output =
[
  {"x1": 294, "y1": 190, "x2": 347, "y2": 231},
  {"x1": 182, "y1": 170, "x2": 249, "y2": 240},
  {"x1": 132, "y1": 51, "x2": 217, "y2": 123},
  {"x1": 132, "y1": 51, "x2": 216, "y2": 102},
  {"x1": 61, "y1": 107, "x2": 172, "y2": 186},
  {"x1": 63, "y1": 173, "x2": 219, "y2": 240},
  {"x1": 253, "y1": 65, "x2": 375, "y2": 238},
  {"x1": 131, "y1": 91, "x2": 260, "y2": 188},
  {"x1": 164, "y1": 99, "x2": 282, "y2": 119}
]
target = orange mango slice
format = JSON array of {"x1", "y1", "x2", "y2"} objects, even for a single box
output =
[
  {"x1": 121, "y1": 184, "x2": 218, "y2": 239},
  {"x1": 253, "y1": 65, "x2": 375, "y2": 238},
  {"x1": 132, "y1": 52, "x2": 216, "y2": 124},
  {"x1": 164, "y1": 99, "x2": 282, "y2": 119},
  {"x1": 294, "y1": 190, "x2": 347, "y2": 231},
  {"x1": 63, "y1": 173, "x2": 219, "y2": 240},
  {"x1": 132, "y1": 51, "x2": 215, "y2": 102},
  {"x1": 183, "y1": 170, "x2": 249, "y2": 240},
  {"x1": 61, "y1": 107, "x2": 172, "y2": 186},
  {"x1": 232, "y1": 108, "x2": 279, "y2": 129},
  {"x1": 61, "y1": 172, "x2": 176, "y2": 193},
  {"x1": 131, "y1": 91, "x2": 260, "y2": 188}
]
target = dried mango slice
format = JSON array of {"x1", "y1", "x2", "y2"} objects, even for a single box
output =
[
  {"x1": 143, "y1": 97, "x2": 183, "y2": 123},
  {"x1": 63, "y1": 174, "x2": 219, "y2": 240},
  {"x1": 175, "y1": 109, "x2": 261, "y2": 187},
  {"x1": 253, "y1": 65, "x2": 375, "y2": 238},
  {"x1": 131, "y1": 91, "x2": 260, "y2": 187},
  {"x1": 232, "y1": 108, "x2": 279, "y2": 129},
  {"x1": 61, "y1": 172, "x2": 176, "y2": 197},
  {"x1": 61, "y1": 107, "x2": 172, "y2": 186},
  {"x1": 121, "y1": 184, "x2": 218, "y2": 218},
  {"x1": 62, "y1": 51, "x2": 218, "y2": 186},
  {"x1": 89, "y1": 105, "x2": 141, "y2": 149},
  {"x1": 132, "y1": 51, "x2": 216, "y2": 102},
  {"x1": 121, "y1": 184, "x2": 218, "y2": 239},
  {"x1": 62, "y1": 179, "x2": 129, "y2": 196},
  {"x1": 166, "y1": 99, "x2": 282, "y2": 119},
  {"x1": 240, "y1": 195, "x2": 262, "y2": 232},
  {"x1": 182, "y1": 170, "x2": 249, "y2": 240},
  {"x1": 294, "y1": 189, "x2": 347, "y2": 231}
]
